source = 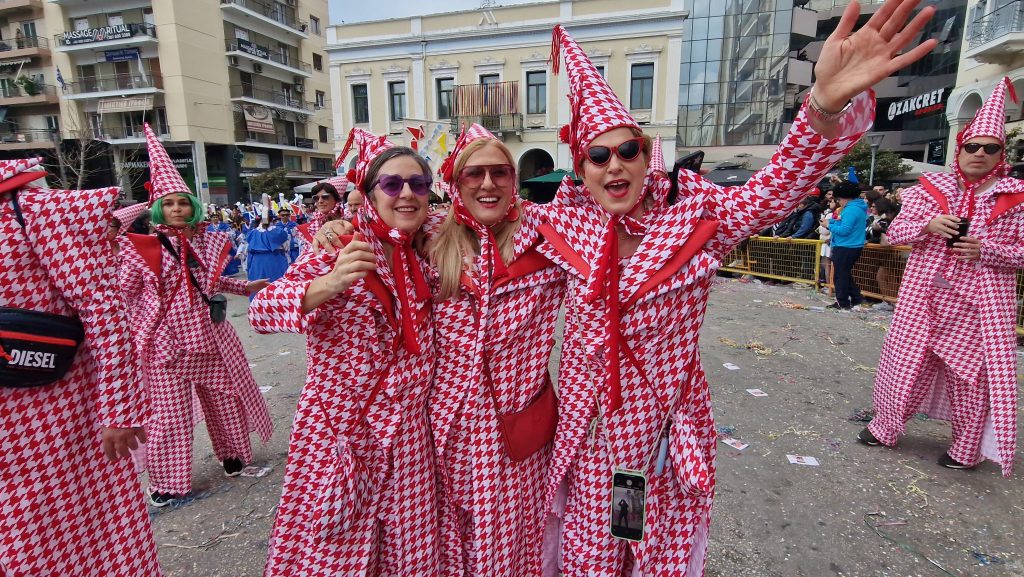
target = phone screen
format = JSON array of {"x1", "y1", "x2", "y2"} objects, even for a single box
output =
[{"x1": 609, "y1": 470, "x2": 646, "y2": 542}]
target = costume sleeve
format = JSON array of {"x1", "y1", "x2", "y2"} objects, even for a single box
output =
[
  {"x1": 884, "y1": 185, "x2": 936, "y2": 246},
  {"x1": 249, "y1": 250, "x2": 339, "y2": 334},
  {"x1": 27, "y1": 188, "x2": 147, "y2": 428},
  {"x1": 218, "y1": 275, "x2": 249, "y2": 296},
  {"x1": 693, "y1": 92, "x2": 874, "y2": 258},
  {"x1": 980, "y1": 213, "x2": 1024, "y2": 269}
]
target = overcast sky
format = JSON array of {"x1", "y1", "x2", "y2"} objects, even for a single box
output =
[{"x1": 329, "y1": 0, "x2": 536, "y2": 24}]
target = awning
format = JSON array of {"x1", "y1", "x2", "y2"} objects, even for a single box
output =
[{"x1": 0, "y1": 58, "x2": 32, "y2": 67}]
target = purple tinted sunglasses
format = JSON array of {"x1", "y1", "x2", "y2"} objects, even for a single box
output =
[{"x1": 372, "y1": 174, "x2": 432, "y2": 197}]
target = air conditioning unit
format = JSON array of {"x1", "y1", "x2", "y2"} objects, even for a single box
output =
[
  {"x1": 293, "y1": 83, "x2": 303, "y2": 93},
  {"x1": 292, "y1": 76, "x2": 303, "y2": 84},
  {"x1": 285, "y1": 0, "x2": 296, "y2": 6},
  {"x1": 228, "y1": 55, "x2": 239, "y2": 66},
  {"x1": 253, "y1": 63, "x2": 263, "y2": 73}
]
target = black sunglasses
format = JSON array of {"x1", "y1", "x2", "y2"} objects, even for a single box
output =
[
  {"x1": 963, "y1": 142, "x2": 1002, "y2": 155},
  {"x1": 585, "y1": 137, "x2": 645, "y2": 166},
  {"x1": 313, "y1": 193, "x2": 335, "y2": 201}
]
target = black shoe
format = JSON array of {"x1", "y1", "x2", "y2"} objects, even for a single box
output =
[
  {"x1": 857, "y1": 427, "x2": 881, "y2": 446},
  {"x1": 851, "y1": 297, "x2": 865, "y2": 307},
  {"x1": 223, "y1": 458, "x2": 245, "y2": 477},
  {"x1": 826, "y1": 302, "x2": 847, "y2": 310},
  {"x1": 938, "y1": 453, "x2": 976, "y2": 470},
  {"x1": 146, "y1": 489, "x2": 183, "y2": 508}
]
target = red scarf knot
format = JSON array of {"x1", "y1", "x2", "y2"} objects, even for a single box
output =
[{"x1": 366, "y1": 215, "x2": 430, "y2": 355}]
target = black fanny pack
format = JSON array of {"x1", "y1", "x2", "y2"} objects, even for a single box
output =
[
  {"x1": 158, "y1": 232, "x2": 227, "y2": 324},
  {"x1": 0, "y1": 307, "x2": 85, "y2": 388}
]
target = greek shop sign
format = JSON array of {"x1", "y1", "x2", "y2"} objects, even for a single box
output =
[
  {"x1": 62, "y1": 24, "x2": 133, "y2": 46},
  {"x1": 887, "y1": 88, "x2": 948, "y2": 121}
]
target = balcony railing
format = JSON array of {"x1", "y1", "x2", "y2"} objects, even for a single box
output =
[
  {"x1": 451, "y1": 80, "x2": 522, "y2": 134},
  {"x1": 54, "y1": 22, "x2": 156, "y2": 48},
  {"x1": 230, "y1": 84, "x2": 313, "y2": 112},
  {"x1": 220, "y1": 0, "x2": 307, "y2": 34},
  {"x1": 225, "y1": 39, "x2": 310, "y2": 73},
  {"x1": 0, "y1": 35, "x2": 49, "y2": 51},
  {"x1": 0, "y1": 83, "x2": 57, "y2": 99},
  {"x1": 234, "y1": 129, "x2": 316, "y2": 149},
  {"x1": 968, "y1": 1, "x2": 1024, "y2": 49},
  {"x1": 0, "y1": 129, "x2": 58, "y2": 145},
  {"x1": 63, "y1": 72, "x2": 162, "y2": 95}
]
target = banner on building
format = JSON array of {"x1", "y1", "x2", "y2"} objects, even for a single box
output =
[
  {"x1": 242, "y1": 104, "x2": 275, "y2": 134},
  {"x1": 104, "y1": 48, "x2": 140, "y2": 62},
  {"x1": 98, "y1": 95, "x2": 153, "y2": 114},
  {"x1": 236, "y1": 38, "x2": 269, "y2": 60},
  {"x1": 62, "y1": 24, "x2": 133, "y2": 46},
  {"x1": 241, "y1": 152, "x2": 271, "y2": 170}
]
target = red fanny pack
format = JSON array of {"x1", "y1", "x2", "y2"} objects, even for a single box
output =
[{"x1": 0, "y1": 307, "x2": 85, "y2": 388}]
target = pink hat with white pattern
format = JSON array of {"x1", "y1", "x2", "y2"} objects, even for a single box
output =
[
  {"x1": 650, "y1": 136, "x2": 666, "y2": 174},
  {"x1": 144, "y1": 123, "x2": 190, "y2": 206},
  {"x1": 550, "y1": 25, "x2": 639, "y2": 164},
  {"x1": 338, "y1": 127, "x2": 394, "y2": 193},
  {"x1": 958, "y1": 77, "x2": 1017, "y2": 146},
  {"x1": 113, "y1": 202, "x2": 147, "y2": 234},
  {"x1": 439, "y1": 123, "x2": 497, "y2": 184}
]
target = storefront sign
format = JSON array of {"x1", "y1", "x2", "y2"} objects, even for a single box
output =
[
  {"x1": 241, "y1": 152, "x2": 271, "y2": 170},
  {"x1": 62, "y1": 24, "x2": 133, "y2": 46},
  {"x1": 104, "y1": 48, "x2": 140, "y2": 62},
  {"x1": 294, "y1": 137, "x2": 314, "y2": 149},
  {"x1": 236, "y1": 38, "x2": 269, "y2": 60},
  {"x1": 242, "y1": 104, "x2": 275, "y2": 134},
  {"x1": 122, "y1": 147, "x2": 197, "y2": 195},
  {"x1": 97, "y1": 95, "x2": 153, "y2": 114},
  {"x1": 887, "y1": 88, "x2": 948, "y2": 121}
]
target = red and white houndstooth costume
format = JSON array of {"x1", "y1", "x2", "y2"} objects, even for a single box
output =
[
  {"x1": 430, "y1": 124, "x2": 566, "y2": 576},
  {"x1": 252, "y1": 129, "x2": 440, "y2": 577},
  {"x1": 539, "y1": 25, "x2": 873, "y2": 576},
  {"x1": 0, "y1": 158, "x2": 162, "y2": 576},
  {"x1": 117, "y1": 124, "x2": 272, "y2": 495},
  {"x1": 869, "y1": 78, "x2": 1023, "y2": 476}
]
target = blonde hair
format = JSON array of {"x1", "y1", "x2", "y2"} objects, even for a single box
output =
[{"x1": 429, "y1": 138, "x2": 521, "y2": 301}]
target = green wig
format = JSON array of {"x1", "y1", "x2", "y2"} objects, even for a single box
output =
[{"x1": 150, "y1": 193, "x2": 206, "y2": 227}]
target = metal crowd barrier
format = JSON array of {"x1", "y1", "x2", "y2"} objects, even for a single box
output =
[{"x1": 719, "y1": 236, "x2": 1024, "y2": 334}]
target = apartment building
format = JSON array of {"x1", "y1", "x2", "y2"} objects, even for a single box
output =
[
  {"x1": 0, "y1": 0, "x2": 60, "y2": 158},
  {"x1": 327, "y1": 0, "x2": 686, "y2": 184},
  {"x1": 678, "y1": 0, "x2": 969, "y2": 166},
  {"x1": 947, "y1": 0, "x2": 1024, "y2": 167},
  {"x1": 19, "y1": 0, "x2": 333, "y2": 203}
]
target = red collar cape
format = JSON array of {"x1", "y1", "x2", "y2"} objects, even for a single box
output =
[{"x1": 919, "y1": 173, "x2": 1024, "y2": 226}]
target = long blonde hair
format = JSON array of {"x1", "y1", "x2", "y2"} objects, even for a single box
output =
[{"x1": 429, "y1": 138, "x2": 521, "y2": 300}]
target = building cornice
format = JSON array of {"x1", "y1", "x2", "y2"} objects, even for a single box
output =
[{"x1": 326, "y1": 10, "x2": 687, "y2": 57}]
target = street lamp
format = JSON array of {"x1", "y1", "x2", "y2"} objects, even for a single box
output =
[{"x1": 866, "y1": 132, "x2": 885, "y2": 187}]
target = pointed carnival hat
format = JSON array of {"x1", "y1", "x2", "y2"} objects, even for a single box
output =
[
  {"x1": 959, "y1": 77, "x2": 1017, "y2": 146},
  {"x1": 338, "y1": 127, "x2": 394, "y2": 192},
  {"x1": 550, "y1": 25, "x2": 639, "y2": 163},
  {"x1": 439, "y1": 123, "x2": 497, "y2": 184},
  {"x1": 650, "y1": 136, "x2": 666, "y2": 174},
  {"x1": 144, "y1": 123, "x2": 190, "y2": 206},
  {"x1": 113, "y1": 202, "x2": 148, "y2": 234}
]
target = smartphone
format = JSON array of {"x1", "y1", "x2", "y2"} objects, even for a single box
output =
[
  {"x1": 947, "y1": 217, "x2": 970, "y2": 247},
  {"x1": 609, "y1": 470, "x2": 646, "y2": 542}
]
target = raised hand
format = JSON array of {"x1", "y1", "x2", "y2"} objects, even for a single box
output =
[{"x1": 813, "y1": 0, "x2": 938, "y2": 112}]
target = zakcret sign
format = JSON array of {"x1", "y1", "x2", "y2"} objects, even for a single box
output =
[
  {"x1": 62, "y1": 24, "x2": 133, "y2": 46},
  {"x1": 887, "y1": 88, "x2": 948, "y2": 121}
]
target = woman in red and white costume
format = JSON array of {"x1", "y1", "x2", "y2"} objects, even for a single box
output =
[
  {"x1": 119, "y1": 124, "x2": 273, "y2": 507},
  {"x1": 296, "y1": 176, "x2": 348, "y2": 246},
  {"x1": 540, "y1": 3, "x2": 936, "y2": 575},
  {"x1": 428, "y1": 125, "x2": 565, "y2": 576},
  {"x1": 1, "y1": 158, "x2": 162, "y2": 576},
  {"x1": 251, "y1": 130, "x2": 439, "y2": 576}
]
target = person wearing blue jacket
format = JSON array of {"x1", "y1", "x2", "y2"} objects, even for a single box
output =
[
  {"x1": 828, "y1": 180, "x2": 867, "y2": 309},
  {"x1": 245, "y1": 215, "x2": 290, "y2": 298}
]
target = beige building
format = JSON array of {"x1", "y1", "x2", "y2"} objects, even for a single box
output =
[
  {"x1": 946, "y1": 0, "x2": 1024, "y2": 167},
  {"x1": 3, "y1": 0, "x2": 334, "y2": 203},
  {"x1": 327, "y1": 0, "x2": 686, "y2": 193},
  {"x1": 0, "y1": 0, "x2": 60, "y2": 156}
]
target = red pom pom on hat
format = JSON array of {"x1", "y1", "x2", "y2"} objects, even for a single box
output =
[{"x1": 558, "y1": 124, "x2": 572, "y2": 144}]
